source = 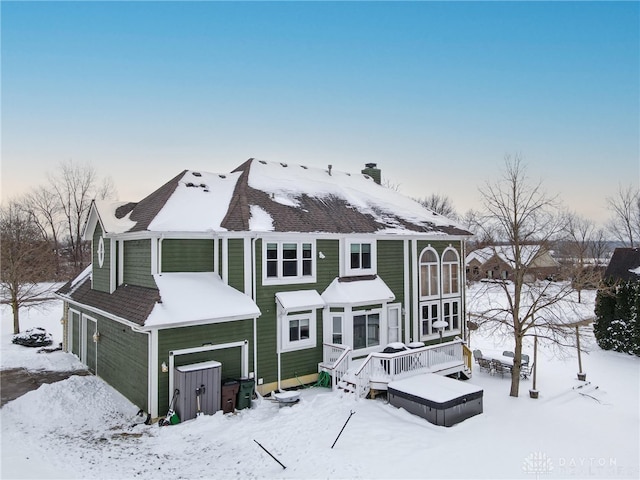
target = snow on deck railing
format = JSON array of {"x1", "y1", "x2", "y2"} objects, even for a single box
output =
[
  {"x1": 321, "y1": 343, "x2": 351, "y2": 390},
  {"x1": 353, "y1": 340, "x2": 464, "y2": 398}
]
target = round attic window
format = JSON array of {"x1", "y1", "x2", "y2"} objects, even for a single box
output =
[{"x1": 97, "y1": 236, "x2": 105, "y2": 268}]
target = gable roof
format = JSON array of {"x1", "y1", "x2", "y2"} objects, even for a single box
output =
[
  {"x1": 604, "y1": 248, "x2": 640, "y2": 282},
  {"x1": 465, "y1": 245, "x2": 557, "y2": 269},
  {"x1": 91, "y1": 159, "x2": 471, "y2": 237}
]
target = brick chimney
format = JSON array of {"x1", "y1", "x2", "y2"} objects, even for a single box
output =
[{"x1": 361, "y1": 163, "x2": 381, "y2": 185}]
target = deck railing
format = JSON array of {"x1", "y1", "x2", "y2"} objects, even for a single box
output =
[
  {"x1": 321, "y1": 343, "x2": 351, "y2": 390},
  {"x1": 352, "y1": 340, "x2": 465, "y2": 398}
]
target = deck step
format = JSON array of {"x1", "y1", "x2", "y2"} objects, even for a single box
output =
[{"x1": 337, "y1": 379, "x2": 357, "y2": 394}]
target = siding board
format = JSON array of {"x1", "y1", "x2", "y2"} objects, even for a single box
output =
[
  {"x1": 162, "y1": 239, "x2": 214, "y2": 272},
  {"x1": 123, "y1": 239, "x2": 155, "y2": 288},
  {"x1": 157, "y1": 319, "x2": 254, "y2": 415}
]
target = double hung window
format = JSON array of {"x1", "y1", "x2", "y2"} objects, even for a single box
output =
[
  {"x1": 265, "y1": 241, "x2": 315, "y2": 284},
  {"x1": 345, "y1": 240, "x2": 376, "y2": 276},
  {"x1": 281, "y1": 313, "x2": 316, "y2": 352},
  {"x1": 420, "y1": 302, "x2": 439, "y2": 339}
]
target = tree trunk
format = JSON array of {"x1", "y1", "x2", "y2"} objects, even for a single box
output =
[
  {"x1": 510, "y1": 332, "x2": 523, "y2": 397},
  {"x1": 12, "y1": 299, "x2": 20, "y2": 334}
]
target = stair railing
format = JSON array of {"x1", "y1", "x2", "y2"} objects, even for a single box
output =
[
  {"x1": 321, "y1": 343, "x2": 351, "y2": 390},
  {"x1": 353, "y1": 339, "x2": 465, "y2": 398},
  {"x1": 462, "y1": 343, "x2": 473, "y2": 373}
]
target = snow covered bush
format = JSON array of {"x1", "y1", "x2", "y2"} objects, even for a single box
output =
[
  {"x1": 594, "y1": 280, "x2": 640, "y2": 356},
  {"x1": 11, "y1": 327, "x2": 53, "y2": 348}
]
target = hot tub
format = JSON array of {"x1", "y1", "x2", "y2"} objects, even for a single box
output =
[{"x1": 388, "y1": 373, "x2": 483, "y2": 427}]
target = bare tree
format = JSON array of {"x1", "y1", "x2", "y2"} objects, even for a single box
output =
[
  {"x1": 474, "y1": 154, "x2": 576, "y2": 397},
  {"x1": 561, "y1": 212, "x2": 602, "y2": 302},
  {"x1": 24, "y1": 186, "x2": 63, "y2": 277},
  {"x1": 416, "y1": 193, "x2": 458, "y2": 219},
  {"x1": 48, "y1": 160, "x2": 115, "y2": 274},
  {"x1": 1, "y1": 200, "x2": 57, "y2": 334},
  {"x1": 606, "y1": 184, "x2": 640, "y2": 247},
  {"x1": 461, "y1": 208, "x2": 496, "y2": 251}
]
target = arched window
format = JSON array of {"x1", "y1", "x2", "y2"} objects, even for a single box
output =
[
  {"x1": 420, "y1": 248, "x2": 439, "y2": 298},
  {"x1": 442, "y1": 248, "x2": 460, "y2": 295}
]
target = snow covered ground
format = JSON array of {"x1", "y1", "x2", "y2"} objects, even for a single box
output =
[{"x1": 1, "y1": 290, "x2": 639, "y2": 479}]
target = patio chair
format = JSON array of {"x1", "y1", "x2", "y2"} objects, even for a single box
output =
[
  {"x1": 477, "y1": 357, "x2": 492, "y2": 374},
  {"x1": 473, "y1": 349, "x2": 483, "y2": 364},
  {"x1": 491, "y1": 359, "x2": 508, "y2": 377},
  {"x1": 521, "y1": 354, "x2": 530, "y2": 366},
  {"x1": 502, "y1": 350, "x2": 515, "y2": 358},
  {"x1": 520, "y1": 362, "x2": 533, "y2": 379}
]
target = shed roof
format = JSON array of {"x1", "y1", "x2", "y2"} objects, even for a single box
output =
[{"x1": 321, "y1": 275, "x2": 395, "y2": 306}]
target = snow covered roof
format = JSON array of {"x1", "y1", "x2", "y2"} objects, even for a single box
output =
[
  {"x1": 56, "y1": 270, "x2": 260, "y2": 329},
  {"x1": 91, "y1": 159, "x2": 472, "y2": 237},
  {"x1": 145, "y1": 273, "x2": 260, "y2": 328},
  {"x1": 465, "y1": 245, "x2": 556, "y2": 269},
  {"x1": 82, "y1": 200, "x2": 137, "y2": 240},
  {"x1": 275, "y1": 290, "x2": 325, "y2": 313},
  {"x1": 321, "y1": 275, "x2": 395, "y2": 306}
]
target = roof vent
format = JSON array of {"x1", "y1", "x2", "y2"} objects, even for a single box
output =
[
  {"x1": 280, "y1": 162, "x2": 288, "y2": 168},
  {"x1": 219, "y1": 174, "x2": 226, "y2": 179},
  {"x1": 186, "y1": 182, "x2": 195, "y2": 187},
  {"x1": 328, "y1": 165, "x2": 332, "y2": 176},
  {"x1": 300, "y1": 165, "x2": 308, "y2": 169},
  {"x1": 199, "y1": 183, "x2": 207, "y2": 188},
  {"x1": 192, "y1": 172, "x2": 202, "y2": 177},
  {"x1": 259, "y1": 160, "x2": 267, "y2": 165}
]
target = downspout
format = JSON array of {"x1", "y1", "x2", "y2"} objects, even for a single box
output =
[
  {"x1": 461, "y1": 239, "x2": 467, "y2": 343},
  {"x1": 158, "y1": 236, "x2": 164, "y2": 274},
  {"x1": 276, "y1": 300, "x2": 282, "y2": 392},
  {"x1": 252, "y1": 236, "x2": 258, "y2": 387},
  {"x1": 411, "y1": 239, "x2": 419, "y2": 342},
  {"x1": 403, "y1": 239, "x2": 411, "y2": 344}
]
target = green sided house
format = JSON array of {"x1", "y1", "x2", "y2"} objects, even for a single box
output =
[{"x1": 57, "y1": 159, "x2": 473, "y2": 419}]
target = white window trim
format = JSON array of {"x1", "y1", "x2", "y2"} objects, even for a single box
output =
[
  {"x1": 280, "y1": 312, "x2": 317, "y2": 353},
  {"x1": 441, "y1": 246, "x2": 461, "y2": 298},
  {"x1": 344, "y1": 239, "x2": 377, "y2": 277},
  {"x1": 387, "y1": 303, "x2": 402, "y2": 344},
  {"x1": 97, "y1": 236, "x2": 105, "y2": 268},
  {"x1": 263, "y1": 240, "x2": 316, "y2": 286},
  {"x1": 442, "y1": 298, "x2": 462, "y2": 335},
  {"x1": 419, "y1": 246, "x2": 440, "y2": 300},
  {"x1": 419, "y1": 300, "x2": 440, "y2": 341},
  {"x1": 352, "y1": 309, "x2": 383, "y2": 354},
  {"x1": 80, "y1": 313, "x2": 98, "y2": 371}
]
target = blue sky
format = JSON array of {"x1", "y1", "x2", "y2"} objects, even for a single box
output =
[{"x1": 2, "y1": 1, "x2": 638, "y2": 225}]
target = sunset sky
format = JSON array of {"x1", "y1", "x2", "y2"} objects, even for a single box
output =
[{"x1": 2, "y1": 1, "x2": 638, "y2": 226}]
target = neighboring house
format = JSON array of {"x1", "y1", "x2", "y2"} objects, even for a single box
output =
[
  {"x1": 594, "y1": 248, "x2": 640, "y2": 356},
  {"x1": 56, "y1": 159, "x2": 473, "y2": 418},
  {"x1": 465, "y1": 245, "x2": 559, "y2": 282}
]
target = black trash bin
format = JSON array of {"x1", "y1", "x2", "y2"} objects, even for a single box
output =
[
  {"x1": 221, "y1": 380, "x2": 240, "y2": 414},
  {"x1": 236, "y1": 377, "x2": 255, "y2": 410}
]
